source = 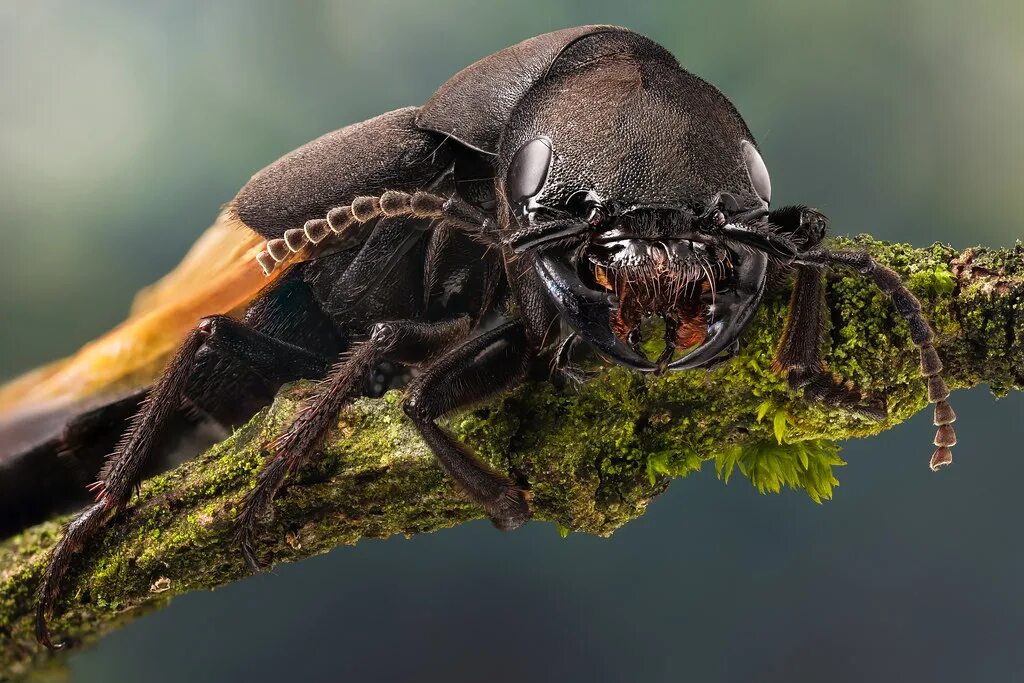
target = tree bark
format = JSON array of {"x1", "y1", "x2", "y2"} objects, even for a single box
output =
[{"x1": 1, "y1": 236, "x2": 1021, "y2": 677}]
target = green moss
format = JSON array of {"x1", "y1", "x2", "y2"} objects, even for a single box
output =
[
  {"x1": 2, "y1": 239, "x2": 1021, "y2": 677},
  {"x1": 908, "y1": 265, "x2": 956, "y2": 298},
  {"x1": 715, "y1": 439, "x2": 846, "y2": 503}
]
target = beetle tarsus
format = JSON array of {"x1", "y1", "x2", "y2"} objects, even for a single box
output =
[
  {"x1": 550, "y1": 333, "x2": 598, "y2": 386},
  {"x1": 36, "y1": 500, "x2": 111, "y2": 649}
]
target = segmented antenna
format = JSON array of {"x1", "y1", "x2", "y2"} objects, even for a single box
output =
[
  {"x1": 253, "y1": 190, "x2": 487, "y2": 276},
  {"x1": 818, "y1": 250, "x2": 957, "y2": 470}
]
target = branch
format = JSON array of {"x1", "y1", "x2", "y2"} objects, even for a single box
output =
[{"x1": 1, "y1": 237, "x2": 1021, "y2": 676}]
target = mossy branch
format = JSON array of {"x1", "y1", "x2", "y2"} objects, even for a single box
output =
[{"x1": 2, "y1": 237, "x2": 1022, "y2": 677}]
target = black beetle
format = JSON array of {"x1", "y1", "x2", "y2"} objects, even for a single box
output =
[{"x1": 17, "y1": 25, "x2": 955, "y2": 647}]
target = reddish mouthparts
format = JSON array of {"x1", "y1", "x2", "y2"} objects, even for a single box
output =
[
  {"x1": 583, "y1": 239, "x2": 734, "y2": 364},
  {"x1": 606, "y1": 268, "x2": 709, "y2": 351}
]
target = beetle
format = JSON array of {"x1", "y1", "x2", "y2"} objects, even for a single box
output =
[{"x1": 0, "y1": 25, "x2": 956, "y2": 647}]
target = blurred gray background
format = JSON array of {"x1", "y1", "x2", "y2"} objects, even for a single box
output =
[{"x1": 2, "y1": 1, "x2": 1022, "y2": 681}]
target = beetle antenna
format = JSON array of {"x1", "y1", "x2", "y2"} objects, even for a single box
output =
[
  {"x1": 253, "y1": 191, "x2": 494, "y2": 276},
  {"x1": 796, "y1": 248, "x2": 957, "y2": 470}
]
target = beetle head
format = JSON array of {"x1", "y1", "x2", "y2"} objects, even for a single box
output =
[{"x1": 499, "y1": 51, "x2": 775, "y2": 373}]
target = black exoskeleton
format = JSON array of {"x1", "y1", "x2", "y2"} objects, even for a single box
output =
[{"x1": 32, "y1": 25, "x2": 957, "y2": 646}]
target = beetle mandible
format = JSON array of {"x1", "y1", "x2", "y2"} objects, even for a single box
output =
[{"x1": 30, "y1": 25, "x2": 957, "y2": 646}]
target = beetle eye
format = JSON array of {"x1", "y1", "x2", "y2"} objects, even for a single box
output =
[
  {"x1": 711, "y1": 209, "x2": 726, "y2": 227},
  {"x1": 742, "y1": 140, "x2": 771, "y2": 204},
  {"x1": 506, "y1": 137, "x2": 553, "y2": 208}
]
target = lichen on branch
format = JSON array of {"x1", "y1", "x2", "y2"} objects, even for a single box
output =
[{"x1": 1, "y1": 236, "x2": 1022, "y2": 677}]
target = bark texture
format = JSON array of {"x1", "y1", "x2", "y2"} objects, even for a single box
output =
[{"x1": 1, "y1": 236, "x2": 1022, "y2": 678}]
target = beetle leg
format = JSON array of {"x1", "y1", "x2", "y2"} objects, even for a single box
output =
[
  {"x1": 720, "y1": 205, "x2": 827, "y2": 262},
  {"x1": 794, "y1": 249, "x2": 957, "y2": 470},
  {"x1": 768, "y1": 204, "x2": 884, "y2": 417},
  {"x1": 234, "y1": 316, "x2": 474, "y2": 570},
  {"x1": 403, "y1": 320, "x2": 534, "y2": 531},
  {"x1": 772, "y1": 266, "x2": 887, "y2": 419},
  {"x1": 35, "y1": 282, "x2": 342, "y2": 648},
  {"x1": 767, "y1": 205, "x2": 829, "y2": 251},
  {"x1": 768, "y1": 206, "x2": 886, "y2": 413}
]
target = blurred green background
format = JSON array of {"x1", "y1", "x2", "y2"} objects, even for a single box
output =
[{"x1": 2, "y1": 1, "x2": 1023, "y2": 681}]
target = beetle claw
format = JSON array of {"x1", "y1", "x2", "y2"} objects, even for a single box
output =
[{"x1": 667, "y1": 250, "x2": 767, "y2": 370}]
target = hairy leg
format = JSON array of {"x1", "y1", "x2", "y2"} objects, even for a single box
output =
[
  {"x1": 234, "y1": 316, "x2": 474, "y2": 569},
  {"x1": 764, "y1": 206, "x2": 884, "y2": 415},
  {"x1": 403, "y1": 320, "x2": 535, "y2": 531},
  {"x1": 36, "y1": 282, "x2": 340, "y2": 647},
  {"x1": 773, "y1": 266, "x2": 886, "y2": 418}
]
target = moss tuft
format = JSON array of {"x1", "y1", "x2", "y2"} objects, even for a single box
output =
[{"x1": 715, "y1": 439, "x2": 846, "y2": 503}]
